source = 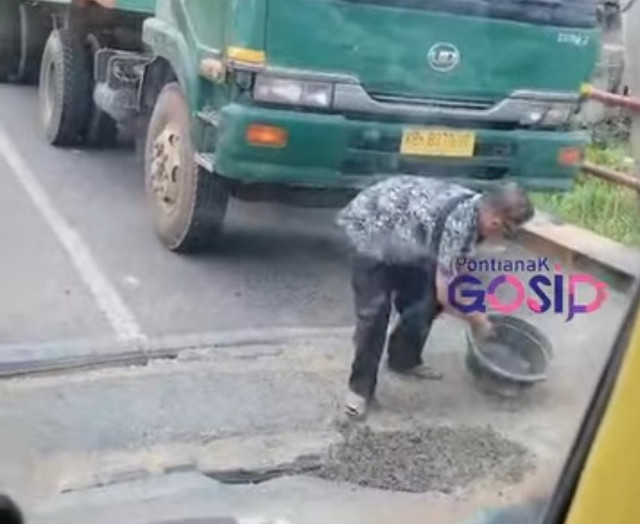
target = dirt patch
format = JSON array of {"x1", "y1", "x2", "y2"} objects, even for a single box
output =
[
  {"x1": 313, "y1": 426, "x2": 534, "y2": 493},
  {"x1": 590, "y1": 113, "x2": 631, "y2": 146}
]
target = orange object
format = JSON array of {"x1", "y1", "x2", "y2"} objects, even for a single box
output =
[
  {"x1": 246, "y1": 124, "x2": 288, "y2": 148},
  {"x1": 558, "y1": 147, "x2": 582, "y2": 166},
  {"x1": 581, "y1": 83, "x2": 640, "y2": 113}
]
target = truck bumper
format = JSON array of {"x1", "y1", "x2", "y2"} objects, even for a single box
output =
[{"x1": 211, "y1": 103, "x2": 586, "y2": 192}]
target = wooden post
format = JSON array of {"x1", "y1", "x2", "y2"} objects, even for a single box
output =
[{"x1": 582, "y1": 161, "x2": 640, "y2": 191}]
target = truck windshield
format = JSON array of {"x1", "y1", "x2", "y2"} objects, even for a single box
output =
[{"x1": 332, "y1": 0, "x2": 597, "y2": 28}]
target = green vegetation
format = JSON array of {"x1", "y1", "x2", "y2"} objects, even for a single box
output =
[{"x1": 532, "y1": 144, "x2": 640, "y2": 246}]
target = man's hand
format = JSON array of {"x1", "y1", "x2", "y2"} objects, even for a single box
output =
[
  {"x1": 435, "y1": 268, "x2": 495, "y2": 341},
  {"x1": 468, "y1": 313, "x2": 496, "y2": 341},
  {"x1": 436, "y1": 268, "x2": 479, "y2": 320}
]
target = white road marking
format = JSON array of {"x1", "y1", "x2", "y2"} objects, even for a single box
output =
[{"x1": 0, "y1": 126, "x2": 145, "y2": 342}]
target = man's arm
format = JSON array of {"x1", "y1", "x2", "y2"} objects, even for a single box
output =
[{"x1": 434, "y1": 202, "x2": 495, "y2": 339}]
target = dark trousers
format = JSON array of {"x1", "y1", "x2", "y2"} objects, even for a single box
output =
[{"x1": 348, "y1": 253, "x2": 442, "y2": 399}]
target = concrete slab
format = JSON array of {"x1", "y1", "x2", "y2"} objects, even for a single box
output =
[
  {"x1": 520, "y1": 211, "x2": 640, "y2": 286},
  {"x1": 0, "y1": 272, "x2": 628, "y2": 501},
  {"x1": 24, "y1": 472, "x2": 500, "y2": 524}
]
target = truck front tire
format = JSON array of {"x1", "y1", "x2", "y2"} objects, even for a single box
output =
[
  {"x1": 144, "y1": 82, "x2": 229, "y2": 253},
  {"x1": 39, "y1": 28, "x2": 91, "y2": 146}
]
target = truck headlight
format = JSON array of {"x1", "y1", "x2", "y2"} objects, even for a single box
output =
[
  {"x1": 540, "y1": 104, "x2": 574, "y2": 126},
  {"x1": 254, "y1": 75, "x2": 334, "y2": 108},
  {"x1": 520, "y1": 103, "x2": 574, "y2": 127}
]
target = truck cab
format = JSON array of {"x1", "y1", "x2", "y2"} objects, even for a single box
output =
[{"x1": 144, "y1": 1, "x2": 600, "y2": 250}]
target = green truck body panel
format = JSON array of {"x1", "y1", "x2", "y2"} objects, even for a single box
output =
[
  {"x1": 143, "y1": 0, "x2": 600, "y2": 192},
  {"x1": 144, "y1": 16, "x2": 197, "y2": 107},
  {"x1": 266, "y1": 0, "x2": 599, "y2": 101},
  {"x1": 113, "y1": 0, "x2": 156, "y2": 14},
  {"x1": 144, "y1": 1, "x2": 231, "y2": 110},
  {"x1": 228, "y1": 0, "x2": 267, "y2": 51},
  {"x1": 34, "y1": 0, "x2": 155, "y2": 14}
]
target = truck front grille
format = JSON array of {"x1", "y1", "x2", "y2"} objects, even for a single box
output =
[{"x1": 370, "y1": 93, "x2": 494, "y2": 111}]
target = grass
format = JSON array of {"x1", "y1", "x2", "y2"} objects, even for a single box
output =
[{"x1": 531, "y1": 144, "x2": 640, "y2": 246}]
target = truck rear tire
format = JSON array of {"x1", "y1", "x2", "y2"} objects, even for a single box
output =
[
  {"x1": 16, "y1": 3, "x2": 50, "y2": 84},
  {"x1": 39, "y1": 28, "x2": 91, "y2": 146},
  {"x1": 144, "y1": 82, "x2": 229, "y2": 253},
  {"x1": 0, "y1": 0, "x2": 20, "y2": 81}
]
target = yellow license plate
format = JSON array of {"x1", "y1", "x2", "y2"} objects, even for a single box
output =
[{"x1": 400, "y1": 129, "x2": 476, "y2": 157}]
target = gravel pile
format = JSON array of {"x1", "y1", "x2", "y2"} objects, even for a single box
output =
[{"x1": 313, "y1": 425, "x2": 533, "y2": 493}]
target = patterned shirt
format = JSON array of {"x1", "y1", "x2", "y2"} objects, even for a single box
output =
[{"x1": 337, "y1": 176, "x2": 481, "y2": 271}]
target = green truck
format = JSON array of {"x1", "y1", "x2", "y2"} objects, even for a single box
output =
[{"x1": 0, "y1": 0, "x2": 606, "y2": 252}]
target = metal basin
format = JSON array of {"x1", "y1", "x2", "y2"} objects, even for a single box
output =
[{"x1": 465, "y1": 314, "x2": 552, "y2": 397}]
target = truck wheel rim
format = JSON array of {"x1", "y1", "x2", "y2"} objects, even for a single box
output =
[{"x1": 150, "y1": 125, "x2": 183, "y2": 215}]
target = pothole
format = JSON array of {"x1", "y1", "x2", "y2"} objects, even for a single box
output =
[
  {"x1": 207, "y1": 425, "x2": 534, "y2": 494},
  {"x1": 313, "y1": 425, "x2": 534, "y2": 493}
]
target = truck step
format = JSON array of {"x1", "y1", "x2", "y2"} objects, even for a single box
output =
[{"x1": 195, "y1": 153, "x2": 216, "y2": 173}]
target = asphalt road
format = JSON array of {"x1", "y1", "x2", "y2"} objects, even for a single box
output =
[
  {"x1": 0, "y1": 83, "x2": 633, "y2": 348},
  {"x1": 0, "y1": 84, "x2": 352, "y2": 345}
]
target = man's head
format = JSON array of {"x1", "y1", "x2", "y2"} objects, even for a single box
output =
[{"x1": 478, "y1": 182, "x2": 534, "y2": 242}]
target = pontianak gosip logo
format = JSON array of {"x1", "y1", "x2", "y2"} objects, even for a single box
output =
[{"x1": 448, "y1": 256, "x2": 609, "y2": 322}]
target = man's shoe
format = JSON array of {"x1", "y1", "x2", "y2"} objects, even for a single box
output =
[
  {"x1": 390, "y1": 363, "x2": 443, "y2": 381},
  {"x1": 344, "y1": 390, "x2": 368, "y2": 419}
]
